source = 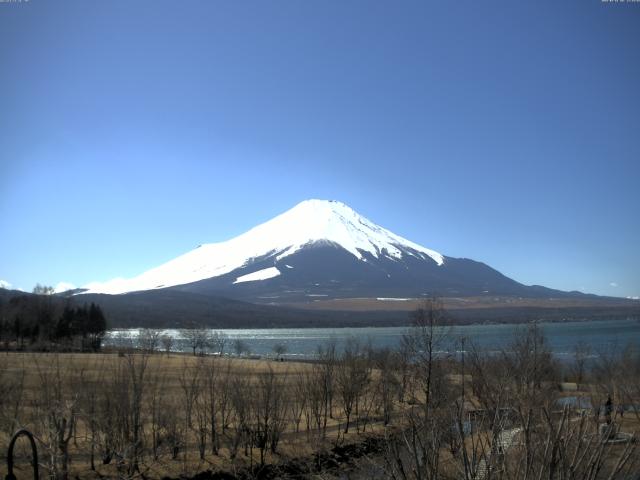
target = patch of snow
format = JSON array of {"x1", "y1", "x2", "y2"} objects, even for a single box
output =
[
  {"x1": 54, "y1": 282, "x2": 76, "y2": 293},
  {"x1": 376, "y1": 297, "x2": 412, "y2": 301},
  {"x1": 284, "y1": 264, "x2": 294, "y2": 269},
  {"x1": 81, "y1": 199, "x2": 444, "y2": 295},
  {"x1": 233, "y1": 267, "x2": 281, "y2": 284},
  {"x1": 306, "y1": 294, "x2": 328, "y2": 297},
  {"x1": 82, "y1": 278, "x2": 129, "y2": 294}
]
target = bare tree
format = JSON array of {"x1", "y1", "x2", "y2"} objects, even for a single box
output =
[
  {"x1": 210, "y1": 331, "x2": 228, "y2": 355},
  {"x1": 183, "y1": 328, "x2": 211, "y2": 356},
  {"x1": 233, "y1": 338, "x2": 250, "y2": 357},
  {"x1": 179, "y1": 358, "x2": 202, "y2": 429},
  {"x1": 571, "y1": 341, "x2": 591, "y2": 388},
  {"x1": 99, "y1": 350, "x2": 151, "y2": 475},
  {"x1": 317, "y1": 338, "x2": 337, "y2": 419},
  {"x1": 138, "y1": 328, "x2": 161, "y2": 353},
  {"x1": 407, "y1": 298, "x2": 451, "y2": 410},
  {"x1": 144, "y1": 362, "x2": 170, "y2": 462},
  {"x1": 0, "y1": 354, "x2": 25, "y2": 436},
  {"x1": 31, "y1": 284, "x2": 58, "y2": 344},
  {"x1": 272, "y1": 343, "x2": 287, "y2": 360},
  {"x1": 616, "y1": 343, "x2": 640, "y2": 420},
  {"x1": 374, "y1": 348, "x2": 398, "y2": 426},
  {"x1": 252, "y1": 365, "x2": 287, "y2": 464},
  {"x1": 33, "y1": 354, "x2": 80, "y2": 480},
  {"x1": 160, "y1": 334, "x2": 173, "y2": 355},
  {"x1": 127, "y1": 352, "x2": 150, "y2": 475},
  {"x1": 290, "y1": 370, "x2": 308, "y2": 433},
  {"x1": 336, "y1": 338, "x2": 370, "y2": 433},
  {"x1": 304, "y1": 367, "x2": 329, "y2": 438},
  {"x1": 193, "y1": 366, "x2": 209, "y2": 460},
  {"x1": 396, "y1": 336, "x2": 414, "y2": 403},
  {"x1": 202, "y1": 357, "x2": 221, "y2": 454},
  {"x1": 217, "y1": 358, "x2": 233, "y2": 434},
  {"x1": 78, "y1": 358, "x2": 106, "y2": 471},
  {"x1": 229, "y1": 375, "x2": 251, "y2": 460},
  {"x1": 506, "y1": 323, "x2": 556, "y2": 400},
  {"x1": 380, "y1": 298, "x2": 452, "y2": 480}
]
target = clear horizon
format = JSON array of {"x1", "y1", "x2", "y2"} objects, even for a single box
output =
[{"x1": 1, "y1": 1, "x2": 639, "y2": 298}]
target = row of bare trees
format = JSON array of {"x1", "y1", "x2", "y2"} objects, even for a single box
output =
[
  {"x1": 379, "y1": 300, "x2": 640, "y2": 479},
  {"x1": 1, "y1": 343, "x2": 407, "y2": 479},
  {"x1": 1, "y1": 300, "x2": 639, "y2": 479}
]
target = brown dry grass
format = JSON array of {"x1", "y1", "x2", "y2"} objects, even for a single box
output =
[
  {"x1": 279, "y1": 295, "x2": 636, "y2": 312},
  {"x1": 0, "y1": 351, "x2": 389, "y2": 479}
]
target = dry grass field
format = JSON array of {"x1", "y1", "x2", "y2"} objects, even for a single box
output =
[
  {"x1": 0, "y1": 351, "x2": 393, "y2": 479},
  {"x1": 283, "y1": 295, "x2": 637, "y2": 312},
  {"x1": 1, "y1": 320, "x2": 639, "y2": 480}
]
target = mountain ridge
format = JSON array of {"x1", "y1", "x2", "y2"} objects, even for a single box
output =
[
  {"x1": 77, "y1": 199, "x2": 612, "y2": 305},
  {"x1": 81, "y1": 199, "x2": 445, "y2": 295}
]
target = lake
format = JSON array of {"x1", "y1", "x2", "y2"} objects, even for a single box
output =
[{"x1": 105, "y1": 318, "x2": 640, "y2": 360}]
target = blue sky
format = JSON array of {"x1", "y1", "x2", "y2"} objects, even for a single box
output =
[{"x1": 1, "y1": 0, "x2": 639, "y2": 298}]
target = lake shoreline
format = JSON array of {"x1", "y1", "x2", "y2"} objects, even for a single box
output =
[{"x1": 105, "y1": 318, "x2": 640, "y2": 359}]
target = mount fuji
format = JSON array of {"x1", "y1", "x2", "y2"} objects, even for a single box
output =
[{"x1": 80, "y1": 199, "x2": 581, "y2": 303}]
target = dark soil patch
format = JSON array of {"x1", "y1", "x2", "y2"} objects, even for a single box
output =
[{"x1": 161, "y1": 435, "x2": 387, "y2": 480}]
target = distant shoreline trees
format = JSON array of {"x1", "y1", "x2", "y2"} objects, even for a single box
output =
[{"x1": 0, "y1": 285, "x2": 107, "y2": 351}]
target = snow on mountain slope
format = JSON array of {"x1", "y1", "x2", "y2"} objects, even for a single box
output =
[
  {"x1": 233, "y1": 267, "x2": 281, "y2": 284},
  {"x1": 81, "y1": 199, "x2": 444, "y2": 295}
]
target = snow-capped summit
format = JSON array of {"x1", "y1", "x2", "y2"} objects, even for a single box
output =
[
  {"x1": 77, "y1": 199, "x2": 590, "y2": 306},
  {"x1": 82, "y1": 199, "x2": 444, "y2": 295},
  {"x1": 248, "y1": 199, "x2": 443, "y2": 265}
]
